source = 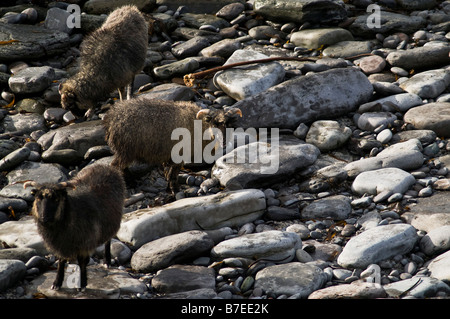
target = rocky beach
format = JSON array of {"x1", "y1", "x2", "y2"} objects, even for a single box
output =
[{"x1": 0, "y1": 0, "x2": 449, "y2": 302}]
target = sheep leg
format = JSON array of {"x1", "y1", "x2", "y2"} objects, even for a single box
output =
[
  {"x1": 126, "y1": 78, "x2": 134, "y2": 100},
  {"x1": 104, "y1": 240, "x2": 111, "y2": 268},
  {"x1": 117, "y1": 88, "x2": 125, "y2": 102},
  {"x1": 52, "y1": 259, "x2": 66, "y2": 290},
  {"x1": 163, "y1": 163, "x2": 181, "y2": 195},
  {"x1": 83, "y1": 107, "x2": 95, "y2": 120},
  {"x1": 77, "y1": 255, "x2": 90, "y2": 291}
]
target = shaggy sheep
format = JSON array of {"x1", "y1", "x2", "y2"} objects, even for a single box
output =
[
  {"x1": 24, "y1": 164, "x2": 126, "y2": 291},
  {"x1": 59, "y1": 5, "x2": 148, "y2": 118},
  {"x1": 103, "y1": 97, "x2": 242, "y2": 194}
]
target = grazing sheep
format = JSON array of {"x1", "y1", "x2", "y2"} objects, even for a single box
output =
[
  {"x1": 103, "y1": 97, "x2": 242, "y2": 194},
  {"x1": 24, "y1": 164, "x2": 126, "y2": 291},
  {"x1": 59, "y1": 5, "x2": 148, "y2": 118}
]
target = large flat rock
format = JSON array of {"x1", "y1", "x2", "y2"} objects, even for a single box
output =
[
  {"x1": 0, "y1": 217, "x2": 47, "y2": 255},
  {"x1": 28, "y1": 265, "x2": 147, "y2": 299},
  {"x1": 253, "y1": 0, "x2": 347, "y2": 24},
  {"x1": 37, "y1": 120, "x2": 106, "y2": 158},
  {"x1": 212, "y1": 137, "x2": 320, "y2": 189},
  {"x1": 337, "y1": 224, "x2": 418, "y2": 268},
  {"x1": 255, "y1": 262, "x2": 328, "y2": 298},
  {"x1": 402, "y1": 192, "x2": 450, "y2": 233},
  {"x1": 117, "y1": 189, "x2": 266, "y2": 249},
  {"x1": 83, "y1": 0, "x2": 156, "y2": 14},
  {"x1": 400, "y1": 69, "x2": 450, "y2": 99},
  {"x1": 404, "y1": 102, "x2": 450, "y2": 137},
  {"x1": 386, "y1": 44, "x2": 450, "y2": 70},
  {"x1": 349, "y1": 11, "x2": 426, "y2": 37},
  {"x1": 232, "y1": 67, "x2": 373, "y2": 129},
  {"x1": 213, "y1": 49, "x2": 285, "y2": 101},
  {"x1": 211, "y1": 230, "x2": 302, "y2": 262},
  {"x1": 290, "y1": 27, "x2": 353, "y2": 50},
  {"x1": 0, "y1": 23, "x2": 70, "y2": 62}
]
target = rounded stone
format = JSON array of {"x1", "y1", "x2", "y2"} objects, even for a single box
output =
[
  {"x1": 337, "y1": 224, "x2": 418, "y2": 268},
  {"x1": 351, "y1": 167, "x2": 416, "y2": 196},
  {"x1": 404, "y1": 102, "x2": 450, "y2": 137},
  {"x1": 255, "y1": 262, "x2": 327, "y2": 298},
  {"x1": 305, "y1": 120, "x2": 352, "y2": 151},
  {"x1": 359, "y1": 55, "x2": 386, "y2": 74}
]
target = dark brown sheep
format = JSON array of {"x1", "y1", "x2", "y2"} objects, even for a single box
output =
[
  {"x1": 59, "y1": 5, "x2": 148, "y2": 118},
  {"x1": 24, "y1": 164, "x2": 126, "y2": 291},
  {"x1": 103, "y1": 97, "x2": 242, "y2": 194}
]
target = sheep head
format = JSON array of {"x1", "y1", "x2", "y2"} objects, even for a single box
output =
[
  {"x1": 59, "y1": 81, "x2": 85, "y2": 118},
  {"x1": 196, "y1": 107, "x2": 242, "y2": 153},
  {"x1": 196, "y1": 107, "x2": 242, "y2": 132},
  {"x1": 24, "y1": 181, "x2": 74, "y2": 224}
]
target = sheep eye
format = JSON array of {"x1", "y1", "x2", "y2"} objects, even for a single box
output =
[{"x1": 205, "y1": 115, "x2": 212, "y2": 123}]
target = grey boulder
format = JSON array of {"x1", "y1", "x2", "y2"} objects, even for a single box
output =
[
  {"x1": 337, "y1": 224, "x2": 418, "y2": 268},
  {"x1": 255, "y1": 262, "x2": 328, "y2": 298},
  {"x1": 210, "y1": 230, "x2": 302, "y2": 262},
  {"x1": 0, "y1": 23, "x2": 70, "y2": 62},
  {"x1": 213, "y1": 49, "x2": 285, "y2": 101},
  {"x1": 351, "y1": 167, "x2": 416, "y2": 196},
  {"x1": 253, "y1": 0, "x2": 347, "y2": 24},
  {"x1": 404, "y1": 102, "x2": 450, "y2": 137},
  {"x1": 117, "y1": 189, "x2": 266, "y2": 249},
  {"x1": 212, "y1": 137, "x2": 320, "y2": 189},
  {"x1": 233, "y1": 67, "x2": 373, "y2": 129},
  {"x1": 131, "y1": 230, "x2": 215, "y2": 272}
]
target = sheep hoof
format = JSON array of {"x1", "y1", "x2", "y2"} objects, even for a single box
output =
[
  {"x1": 51, "y1": 284, "x2": 61, "y2": 291},
  {"x1": 78, "y1": 287, "x2": 86, "y2": 292}
]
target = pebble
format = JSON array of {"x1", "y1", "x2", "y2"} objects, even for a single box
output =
[
  {"x1": 1, "y1": 0, "x2": 450, "y2": 301},
  {"x1": 359, "y1": 55, "x2": 386, "y2": 74},
  {"x1": 376, "y1": 129, "x2": 393, "y2": 144},
  {"x1": 305, "y1": 120, "x2": 352, "y2": 152}
]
